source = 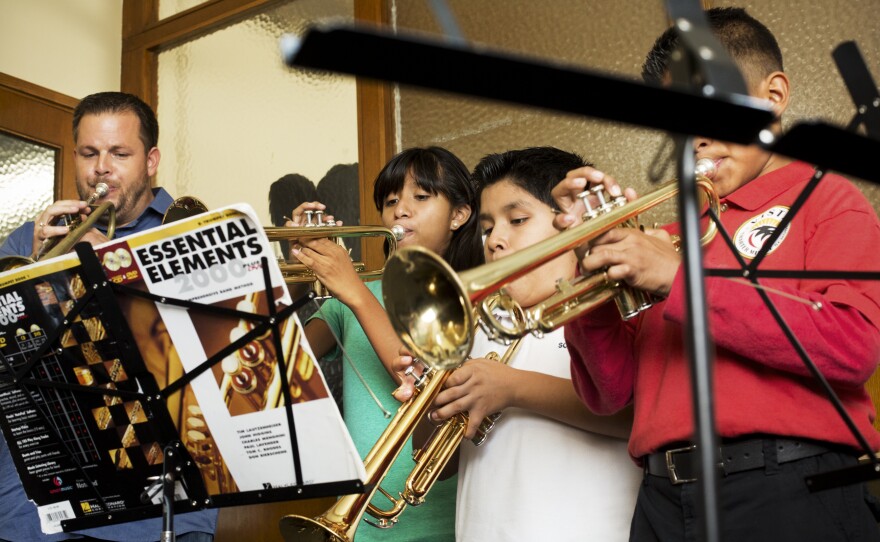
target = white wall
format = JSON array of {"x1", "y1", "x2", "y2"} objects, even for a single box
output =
[{"x1": 0, "y1": 0, "x2": 122, "y2": 98}]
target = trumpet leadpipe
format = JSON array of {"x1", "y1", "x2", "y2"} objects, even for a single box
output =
[
  {"x1": 266, "y1": 224, "x2": 405, "y2": 286},
  {"x1": 36, "y1": 183, "x2": 116, "y2": 261}
]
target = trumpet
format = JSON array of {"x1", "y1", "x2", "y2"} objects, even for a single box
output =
[
  {"x1": 382, "y1": 159, "x2": 719, "y2": 370},
  {"x1": 265, "y1": 220, "x2": 405, "y2": 289},
  {"x1": 161, "y1": 197, "x2": 405, "y2": 293},
  {"x1": 0, "y1": 183, "x2": 116, "y2": 272},
  {"x1": 280, "y1": 356, "x2": 452, "y2": 541},
  {"x1": 280, "y1": 294, "x2": 523, "y2": 542}
]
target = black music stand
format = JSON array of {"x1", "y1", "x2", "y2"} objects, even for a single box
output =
[
  {"x1": 0, "y1": 246, "x2": 207, "y2": 535},
  {"x1": 0, "y1": 215, "x2": 365, "y2": 538}
]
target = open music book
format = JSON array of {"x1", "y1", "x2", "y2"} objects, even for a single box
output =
[{"x1": 0, "y1": 203, "x2": 365, "y2": 534}]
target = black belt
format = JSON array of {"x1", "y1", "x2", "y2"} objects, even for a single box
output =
[{"x1": 644, "y1": 438, "x2": 833, "y2": 484}]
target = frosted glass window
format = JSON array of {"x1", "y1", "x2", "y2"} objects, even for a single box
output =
[
  {"x1": 157, "y1": 0, "x2": 359, "y2": 232},
  {"x1": 0, "y1": 132, "x2": 55, "y2": 244}
]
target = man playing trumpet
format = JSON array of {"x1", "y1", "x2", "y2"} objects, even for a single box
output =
[
  {"x1": 1, "y1": 93, "x2": 169, "y2": 261},
  {"x1": 0, "y1": 91, "x2": 217, "y2": 542}
]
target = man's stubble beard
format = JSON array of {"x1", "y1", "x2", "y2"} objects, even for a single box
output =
[{"x1": 77, "y1": 176, "x2": 151, "y2": 226}]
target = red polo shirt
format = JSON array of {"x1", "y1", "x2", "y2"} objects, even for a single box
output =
[{"x1": 566, "y1": 161, "x2": 880, "y2": 458}]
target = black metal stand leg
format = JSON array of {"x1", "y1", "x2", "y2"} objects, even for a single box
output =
[
  {"x1": 161, "y1": 443, "x2": 178, "y2": 542},
  {"x1": 676, "y1": 137, "x2": 722, "y2": 542}
]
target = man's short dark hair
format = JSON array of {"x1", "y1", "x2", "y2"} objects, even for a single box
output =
[
  {"x1": 73, "y1": 92, "x2": 159, "y2": 151},
  {"x1": 641, "y1": 7, "x2": 783, "y2": 88},
  {"x1": 472, "y1": 146, "x2": 591, "y2": 211}
]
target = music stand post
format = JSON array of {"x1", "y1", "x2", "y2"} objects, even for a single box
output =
[
  {"x1": 161, "y1": 442, "x2": 180, "y2": 542},
  {"x1": 0, "y1": 243, "x2": 208, "y2": 536},
  {"x1": 662, "y1": 1, "x2": 757, "y2": 537}
]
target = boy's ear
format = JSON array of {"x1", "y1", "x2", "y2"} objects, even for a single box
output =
[{"x1": 763, "y1": 71, "x2": 790, "y2": 117}]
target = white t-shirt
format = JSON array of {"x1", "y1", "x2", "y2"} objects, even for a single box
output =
[{"x1": 455, "y1": 327, "x2": 641, "y2": 541}]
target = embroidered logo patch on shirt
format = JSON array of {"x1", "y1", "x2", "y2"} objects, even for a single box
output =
[{"x1": 733, "y1": 206, "x2": 790, "y2": 259}]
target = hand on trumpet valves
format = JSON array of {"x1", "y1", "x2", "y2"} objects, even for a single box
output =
[
  {"x1": 580, "y1": 226, "x2": 682, "y2": 298},
  {"x1": 291, "y1": 237, "x2": 365, "y2": 304},
  {"x1": 551, "y1": 166, "x2": 638, "y2": 232},
  {"x1": 390, "y1": 346, "x2": 422, "y2": 402},
  {"x1": 284, "y1": 201, "x2": 339, "y2": 263},
  {"x1": 428, "y1": 357, "x2": 516, "y2": 440},
  {"x1": 30, "y1": 198, "x2": 96, "y2": 258},
  {"x1": 283, "y1": 201, "x2": 339, "y2": 228}
]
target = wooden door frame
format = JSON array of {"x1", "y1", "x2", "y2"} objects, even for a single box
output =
[
  {"x1": 0, "y1": 72, "x2": 79, "y2": 201},
  {"x1": 121, "y1": 0, "x2": 394, "y2": 271}
]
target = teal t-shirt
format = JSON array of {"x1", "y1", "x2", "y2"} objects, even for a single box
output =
[{"x1": 310, "y1": 280, "x2": 456, "y2": 541}]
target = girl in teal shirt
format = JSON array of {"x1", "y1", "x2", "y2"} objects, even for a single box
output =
[{"x1": 289, "y1": 147, "x2": 483, "y2": 541}]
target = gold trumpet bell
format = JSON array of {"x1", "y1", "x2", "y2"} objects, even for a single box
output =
[
  {"x1": 383, "y1": 245, "x2": 474, "y2": 371},
  {"x1": 0, "y1": 255, "x2": 35, "y2": 271},
  {"x1": 279, "y1": 516, "x2": 345, "y2": 542},
  {"x1": 162, "y1": 196, "x2": 209, "y2": 224}
]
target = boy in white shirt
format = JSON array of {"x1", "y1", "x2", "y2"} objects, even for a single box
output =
[{"x1": 396, "y1": 147, "x2": 641, "y2": 541}]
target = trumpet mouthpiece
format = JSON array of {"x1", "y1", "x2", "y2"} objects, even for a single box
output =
[
  {"x1": 94, "y1": 183, "x2": 109, "y2": 197},
  {"x1": 694, "y1": 158, "x2": 716, "y2": 180},
  {"x1": 391, "y1": 224, "x2": 406, "y2": 241}
]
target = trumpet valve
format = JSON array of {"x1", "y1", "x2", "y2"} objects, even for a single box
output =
[
  {"x1": 404, "y1": 365, "x2": 430, "y2": 389},
  {"x1": 577, "y1": 185, "x2": 623, "y2": 221},
  {"x1": 471, "y1": 414, "x2": 501, "y2": 446},
  {"x1": 576, "y1": 189, "x2": 597, "y2": 220},
  {"x1": 476, "y1": 318, "x2": 503, "y2": 342},
  {"x1": 303, "y1": 210, "x2": 315, "y2": 226},
  {"x1": 365, "y1": 517, "x2": 398, "y2": 530}
]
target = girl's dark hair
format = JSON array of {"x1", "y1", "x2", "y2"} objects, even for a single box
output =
[
  {"x1": 373, "y1": 147, "x2": 483, "y2": 271},
  {"x1": 472, "y1": 146, "x2": 591, "y2": 211}
]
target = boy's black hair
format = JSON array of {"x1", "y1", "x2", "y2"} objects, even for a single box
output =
[
  {"x1": 642, "y1": 7, "x2": 783, "y2": 88},
  {"x1": 372, "y1": 146, "x2": 483, "y2": 271},
  {"x1": 268, "y1": 173, "x2": 317, "y2": 256},
  {"x1": 268, "y1": 173, "x2": 317, "y2": 227},
  {"x1": 73, "y1": 92, "x2": 159, "y2": 151},
  {"x1": 318, "y1": 163, "x2": 362, "y2": 260},
  {"x1": 472, "y1": 147, "x2": 592, "y2": 211},
  {"x1": 318, "y1": 163, "x2": 359, "y2": 228}
]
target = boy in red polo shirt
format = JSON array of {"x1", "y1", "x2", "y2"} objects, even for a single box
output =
[{"x1": 553, "y1": 7, "x2": 880, "y2": 541}]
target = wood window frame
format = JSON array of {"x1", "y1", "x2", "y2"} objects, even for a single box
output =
[
  {"x1": 121, "y1": 0, "x2": 394, "y2": 271},
  {"x1": 0, "y1": 72, "x2": 79, "y2": 201}
]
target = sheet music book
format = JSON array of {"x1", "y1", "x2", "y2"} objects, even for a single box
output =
[{"x1": 0, "y1": 204, "x2": 365, "y2": 534}]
